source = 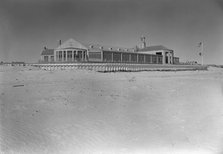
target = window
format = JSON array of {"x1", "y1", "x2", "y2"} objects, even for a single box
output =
[
  {"x1": 63, "y1": 51, "x2": 66, "y2": 61},
  {"x1": 152, "y1": 55, "x2": 157, "y2": 64},
  {"x1": 131, "y1": 54, "x2": 137, "y2": 62},
  {"x1": 113, "y1": 52, "x2": 121, "y2": 62},
  {"x1": 145, "y1": 55, "x2": 151, "y2": 63},
  {"x1": 51, "y1": 56, "x2": 54, "y2": 62},
  {"x1": 138, "y1": 54, "x2": 145, "y2": 63},
  {"x1": 122, "y1": 53, "x2": 130, "y2": 62},
  {"x1": 59, "y1": 51, "x2": 62, "y2": 61},
  {"x1": 158, "y1": 56, "x2": 162, "y2": 64},
  {"x1": 44, "y1": 56, "x2": 48, "y2": 62},
  {"x1": 77, "y1": 51, "x2": 82, "y2": 61},
  {"x1": 103, "y1": 51, "x2": 112, "y2": 62},
  {"x1": 67, "y1": 51, "x2": 72, "y2": 61},
  {"x1": 89, "y1": 52, "x2": 101, "y2": 59}
]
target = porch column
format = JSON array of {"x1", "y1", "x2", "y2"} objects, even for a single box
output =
[
  {"x1": 169, "y1": 52, "x2": 171, "y2": 64},
  {"x1": 150, "y1": 55, "x2": 153, "y2": 64},
  {"x1": 82, "y1": 51, "x2": 84, "y2": 61},
  {"x1": 167, "y1": 52, "x2": 169, "y2": 64},
  {"x1": 168, "y1": 52, "x2": 170, "y2": 64},
  {"x1": 85, "y1": 51, "x2": 87, "y2": 61},
  {"x1": 101, "y1": 51, "x2": 103, "y2": 62},
  {"x1": 65, "y1": 50, "x2": 68, "y2": 62},
  {"x1": 54, "y1": 50, "x2": 56, "y2": 62},
  {"x1": 111, "y1": 52, "x2": 114, "y2": 62},
  {"x1": 144, "y1": 55, "x2": 146, "y2": 63},
  {"x1": 62, "y1": 51, "x2": 64, "y2": 62},
  {"x1": 171, "y1": 51, "x2": 174, "y2": 64},
  {"x1": 129, "y1": 54, "x2": 131, "y2": 62},
  {"x1": 136, "y1": 54, "x2": 138, "y2": 63},
  {"x1": 74, "y1": 50, "x2": 76, "y2": 61},
  {"x1": 162, "y1": 51, "x2": 166, "y2": 64},
  {"x1": 121, "y1": 53, "x2": 123, "y2": 63}
]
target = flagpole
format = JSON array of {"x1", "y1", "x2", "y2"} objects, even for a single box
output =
[{"x1": 201, "y1": 42, "x2": 203, "y2": 65}]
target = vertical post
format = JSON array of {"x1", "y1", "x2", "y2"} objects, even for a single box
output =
[
  {"x1": 201, "y1": 42, "x2": 204, "y2": 65},
  {"x1": 121, "y1": 53, "x2": 123, "y2": 63},
  {"x1": 111, "y1": 52, "x2": 114, "y2": 62},
  {"x1": 101, "y1": 51, "x2": 103, "y2": 62},
  {"x1": 84, "y1": 51, "x2": 86, "y2": 61},
  {"x1": 129, "y1": 54, "x2": 131, "y2": 62},
  {"x1": 162, "y1": 51, "x2": 166, "y2": 64},
  {"x1": 66, "y1": 50, "x2": 68, "y2": 62},
  {"x1": 169, "y1": 52, "x2": 171, "y2": 64},
  {"x1": 136, "y1": 54, "x2": 138, "y2": 63},
  {"x1": 167, "y1": 52, "x2": 170, "y2": 64},
  {"x1": 82, "y1": 51, "x2": 84, "y2": 61},
  {"x1": 54, "y1": 50, "x2": 56, "y2": 62},
  {"x1": 86, "y1": 50, "x2": 89, "y2": 62},
  {"x1": 62, "y1": 51, "x2": 64, "y2": 62},
  {"x1": 144, "y1": 55, "x2": 146, "y2": 63}
]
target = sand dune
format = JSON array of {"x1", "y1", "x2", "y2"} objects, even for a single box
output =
[{"x1": 1, "y1": 66, "x2": 223, "y2": 154}]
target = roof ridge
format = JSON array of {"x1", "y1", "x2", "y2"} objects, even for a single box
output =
[{"x1": 138, "y1": 45, "x2": 172, "y2": 52}]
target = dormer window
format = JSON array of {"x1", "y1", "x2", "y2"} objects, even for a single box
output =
[
  {"x1": 109, "y1": 47, "x2": 112, "y2": 50},
  {"x1": 90, "y1": 45, "x2": 94, "y2": 48},
  {"x1": 99, "y1": 46, "x2": 103, "y2": 49}
]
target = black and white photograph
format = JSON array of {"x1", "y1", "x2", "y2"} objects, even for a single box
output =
[{"x1": 1, "y1": 0, "x2": 223, "y2": 153}]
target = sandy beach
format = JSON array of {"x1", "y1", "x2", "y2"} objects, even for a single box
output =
[{"x1": 1, "y1": 66, "x2": 223, "y2": 154}]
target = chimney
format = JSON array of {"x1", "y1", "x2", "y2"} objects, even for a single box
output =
[
  {"x1": 44, "y1": 46, "x2": 47, "y2": 50},
  {"x1": 58, "y1": 40, "x2": 62, "y2": 46},
  {"x1": 140, "y1": 36, "x2": 146, "y2": 49}
]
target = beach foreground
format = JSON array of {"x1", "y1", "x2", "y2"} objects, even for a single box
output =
[{"x1": 1, "y1": 66, "x2": 223, "y2": 154}]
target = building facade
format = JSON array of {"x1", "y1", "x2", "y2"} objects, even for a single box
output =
[
  {"x1": 40, "y1": 38, "x2": 179, "y2": 64},
  {"x1": 40, "y1": 47, "x2": 54, "y2": 63},
  {"x1": 54, "y1": 39, "x2": 88, "y2": 62}
]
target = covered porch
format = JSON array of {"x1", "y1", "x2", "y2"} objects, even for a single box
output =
[{"x1": 54, "y1": 49, "x2": 87, "y2": 62}]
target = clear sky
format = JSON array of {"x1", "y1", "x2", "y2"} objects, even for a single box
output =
[{"x1": 0, "y1": 0, "x2": 223, "y2": 64}]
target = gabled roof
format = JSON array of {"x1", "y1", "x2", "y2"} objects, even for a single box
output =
[
  {"x1": 41, "y1": 48, "x2": 54, "y2": 55},
  {"x1": 138, "y1": 45, "x2": 173, "y2": 52},
  {"x1": 56, "y1": 38, "x2": 88, "y2": 50}
]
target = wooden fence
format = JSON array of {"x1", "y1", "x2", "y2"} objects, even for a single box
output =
[{"x1": 31, "y1": 63, "x2": 208, "y2": 72}]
